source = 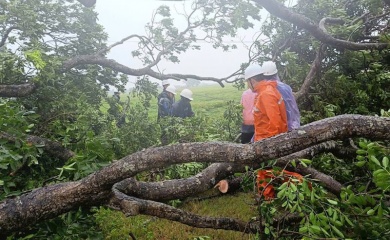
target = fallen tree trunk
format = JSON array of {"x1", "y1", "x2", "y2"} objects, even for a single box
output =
[{"x1": 0, "y1": 115, "x2": 389, "y2": 236}]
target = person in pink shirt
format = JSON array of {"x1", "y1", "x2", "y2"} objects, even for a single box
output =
[{"x1": 240, "y1": 87, "x2": 257, "y2": 143}]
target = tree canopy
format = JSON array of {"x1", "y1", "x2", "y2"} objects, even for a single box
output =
[{"x1": 0, "y1": 0, "x2": 389, "y2": 239}]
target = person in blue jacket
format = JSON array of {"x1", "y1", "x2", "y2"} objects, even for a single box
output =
[{"x1": 172, "y1": 89, "x2": 194, "y2": 118}]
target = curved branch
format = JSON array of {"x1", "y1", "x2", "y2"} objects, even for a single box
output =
[
  {"x1": 117, "y1": 163, "x2": 240, "y2": 201},
  {"x1": 0, "y1": 26, "x2": 18, "y2": 48},
  {"x1": 120, "y1": 141, "x2": 345, "y2": 202},
  {"x1": 318, "y1": 17, "x2": 345, "y2": 33},
  {"x1": 0, "y1": 115, "x2": 389, "y2": 235},
  {"x1": 61, "y1": 55, "x2": 227, "y2": 86},
  {"x1": 254, "y1": 0, "x2": 389, "y2": 50},
  {"x1": 97, "y1": 34, "x2": 143, "y2": 55},
  {"x1": 0, "y1": 83, "x2": 37, "y2": 97},
  {"x1": 294, "y1": 45, "x2": 325, "y2": 102},
  {"x1": 110, "y1": 184, "x2": 259, "y2": 233}
]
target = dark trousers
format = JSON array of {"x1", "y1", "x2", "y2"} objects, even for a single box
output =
[{"x1": 241, "y1": 132, "x2": 254, "y2": 144}]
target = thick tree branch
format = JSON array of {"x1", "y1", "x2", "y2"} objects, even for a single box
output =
[
  {"x1": 0, "y1": 83, "x2": 37, "y2": 98},
  {"x1": 117, "y1": 163, "x2": 240, "y2": 201},
  {"x1": 120, "y1": 141, "x2": 345, "y2": 202},
  {"x1": 109, "y1": 186, "x2": 259, "y2": 233},
  {"x1": 254, "y1": 0, "x2": 389, "y2": 50},
  {"x1": 0, "y1": 115, "x2": 389, "y2": 236}
]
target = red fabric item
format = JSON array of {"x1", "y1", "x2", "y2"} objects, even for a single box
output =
[{"x1": 257, "y1": 169, "x2": 309, "y2": 200}]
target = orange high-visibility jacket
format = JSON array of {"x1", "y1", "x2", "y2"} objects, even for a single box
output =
[{"x1": 253, "y1": 81, "x2": 288, "y2": 141}]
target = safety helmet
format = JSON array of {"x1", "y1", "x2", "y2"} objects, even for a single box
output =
[
  {"x1": 162, "y1": 80, "x2": 169, "y2": 86},
  {"x1": 244, "y1": 64, "x2": 263, "y2": 80},
  {"x1": 166, "y1": 85, "x2": 176, "y2": 95},
  {"x1": 180, "y1": 88, "x2": 193, "y2": 101},
  {"x1": 262, "y1": 61, "x2": 278, "y2": 76}
]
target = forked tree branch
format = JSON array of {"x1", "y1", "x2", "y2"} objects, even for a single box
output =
[{"x1": 254, "y1": 0, "x2": 389, "y2": 50}]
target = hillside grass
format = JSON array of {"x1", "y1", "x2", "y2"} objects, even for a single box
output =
[{"x1": 104, "y1": 84, "x2": 243, "y2": 122}]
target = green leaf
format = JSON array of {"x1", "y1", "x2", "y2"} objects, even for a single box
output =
[
  {"x1": 355, "y1": 161, "x2": 366, "y2": 167},
  {"x1": 309, "y1": 225, "x2": 321, "y2": 234},
  {"x1": 291, "y1": 160, "x2": 296, "y2": 168},
  {"x1": 331, "y1": 225, "x2": 345, "y2": 238},
  {"x1": 356, "y1": 149, "x2": 366, "y2": 155},
  {"x1": 367, "y1": 209, "x2": 375, "y2": 215},
  {"x1": 300, "y1": 159, "x2": 312, "y2": 165},
  {"x1": 358, "y1": 141, "x2": 367, "y2": 149},
  {"x1": 345, "y1": 216, "x2": 354, "y2": 226},
  {"x1": 277, "y1": 188, "x2": 286, "y2": 198},
  {"x1": 378, "y1": 204, "x2": 383, "y2": 217},
  {"x1": 369, "y1": 155, "x2": 381, "y2": 166},
  {"x1": 382, "y1": 157, "x2": 389, "y2": 168},
  {"x1": 327, "y1": 199, "x2": 338, "y2": 205}
]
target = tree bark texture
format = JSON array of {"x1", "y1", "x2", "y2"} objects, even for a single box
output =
[
  {"x1": 0, "y1": 115, "x2": 389, "y2": 236},
  {"x1": 0, "y1": 83, "x2": 36, "y2": 98}
]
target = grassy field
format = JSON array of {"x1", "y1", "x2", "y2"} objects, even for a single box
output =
[{"x1": 106, "y1": 83, "x2": 244, "y2": 121}]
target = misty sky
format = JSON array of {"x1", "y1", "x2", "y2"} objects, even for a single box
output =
[{"x1": 94, "y1": 0, "x2": 265, "y2": 86}]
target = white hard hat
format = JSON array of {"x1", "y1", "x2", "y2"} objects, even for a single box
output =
[
  {"x1": 166, "y1": 85, "x2": 176, "y2": 95},
  {"x1": 180, "y1": 88, "x2": 193, "y2": 100},
  {"x1": 262, "y1": 61, "x2": 278, "y2": 76},
  {"x1": 162, "y1": 80, "x2": 169, "y2": 86},
  {"x1": 244, "y1": 64, "x2": 263, "y2": 80}
]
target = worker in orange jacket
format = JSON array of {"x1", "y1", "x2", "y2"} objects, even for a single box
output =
[{"x1": 244, "y1": 64, "x2": 288, "y2": 142}]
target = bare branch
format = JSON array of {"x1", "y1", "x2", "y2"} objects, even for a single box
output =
[{"x1": 97, "y1": 34, "x2": 145, "y2": 55}]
